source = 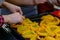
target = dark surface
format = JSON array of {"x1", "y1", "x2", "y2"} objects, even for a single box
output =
[
  {"x1": 0, "y1": 24, "x2": 25, "y2": 40},
  {"x1": 0, "y1": 28, "x2": 17, "y2": 40}
]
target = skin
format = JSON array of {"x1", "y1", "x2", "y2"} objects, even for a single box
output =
[
  {"x1": 3, "y1": 2, "x2": 23, "y2": 15},
  {"x1": 6, "y1": 0, "x2": 47, "y2": 5},
  {"x1": 3, "y1": 12, "x2": 24, "y2": 24}
]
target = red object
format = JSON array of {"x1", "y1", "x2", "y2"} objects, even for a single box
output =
[
  {"x1": 37, "y1": 2, "x2": 54, "y2": 13},
  {"x1": 0, "y1": 15, "x2": 4, "y2": 26},
  {"x1": 51, "y1": 10, "x2": 60, "y2": 18}
]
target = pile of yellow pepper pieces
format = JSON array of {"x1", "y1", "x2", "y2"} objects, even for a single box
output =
[{"x1": 12, "y1": 15, "x2": 60, "y2": 40}]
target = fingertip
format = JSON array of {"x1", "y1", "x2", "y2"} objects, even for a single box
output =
[
  {"x1": 20, "y1": 19, "x2": 24, "y2": 23},
  {"x1": 22, "y1": 16, "x2": 24, "y2": 19}
]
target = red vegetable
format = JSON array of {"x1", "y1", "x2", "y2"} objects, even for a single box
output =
[{"x1": 51, "y1": 10, "x2": 60, "y2": 18}]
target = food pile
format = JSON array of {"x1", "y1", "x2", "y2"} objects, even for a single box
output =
[{"x1": 11, "y1": 15, "x2": 60, "y2": 40}]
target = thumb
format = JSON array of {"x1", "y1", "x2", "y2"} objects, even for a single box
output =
[{"x1": 16, "y1": 8, "x2": 23, "y2": 15}]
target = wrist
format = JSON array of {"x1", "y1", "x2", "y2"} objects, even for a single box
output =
[
  {"x1": 3, "y1": 15, "x2": 9, "y2": 23},
  {"x1": 0, "y1": 15, "x2": 4, "y2": 26}
]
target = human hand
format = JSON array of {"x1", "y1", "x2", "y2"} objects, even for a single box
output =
[
  {"x1": 3, "y1": 12, "x2": 24, "y2": 24},
  {"x1": 10, "y1": 5, "x2": 23, "y2": 15},
  {"x1": 9, "y1": 4, "x2": 23, "y2": 15},
  {"x1": 3, "y1": 2, "x2": 23, "y2": 15}
]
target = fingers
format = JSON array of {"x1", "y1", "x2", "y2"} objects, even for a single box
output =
[
  {"x1": 18, "y1": 11, "x2": 23, "y2": 15},
  {"x1": 16, "y1": 8, "x2": 23, "y2": 15},
  {"x1": 19, "y1": 17, "x2": 23, "y2": 23},
  {"x1": 15, "y1": 12, "x2": 24, "y2": 23},
  {"x1": 21, "y1": 16, "x2": 25, "y2": 19},
  {"x1": 16, "y1": 12, "x2": 24, "y2": 18},
  {"x1": 10, "y1": 12, "x2": 24, "y2": 23}
]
